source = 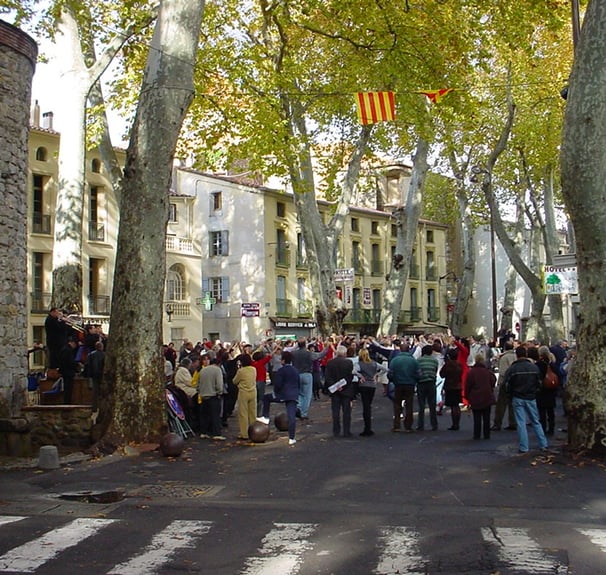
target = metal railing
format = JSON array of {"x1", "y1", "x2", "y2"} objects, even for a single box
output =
[
  {"x1": 399, "y1": 307, "x2": 422, "y2": 324},
  {"x1": 88, "y1": 295, "x2": 111, "y2": 315},
  {"x1": 409, "y1": 263, "x2": 419, "y2": 279},
  {"x1": 275, "y1": 248, "x2": 291, "y2": 267},
  {"x1": 276, "y1": 298, "x2": 292, "y2": 317},
  {"x1": 296, "y1": 299, "x2": 313, "y2": 317},
  {"x1": 88, "y1": 221, "x2": 105, "y2": 242},
  {"x1": 30, "y1": 292, "x2": 52, "y2": 314},
  {"x1": 427, "y1": 307, "x2": 441, "y2": 322},
  {"x1": 370, "y1": 259, "x2": 384, "y2": 276}
]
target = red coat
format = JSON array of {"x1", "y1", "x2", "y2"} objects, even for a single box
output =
[{"x1": 465, "y1": 363, "x2": 496, "y2": 410}]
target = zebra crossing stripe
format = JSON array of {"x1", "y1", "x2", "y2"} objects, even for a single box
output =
[
  {"x1": 374, "y1": 526, "x2": 425, "y2": 575},
  {"x1": 481, "y1": 527, "x2": 561, "y2": 574},
  {"x1": 107, "y1": 520, "x2": 212, "y2": 575},
  {"x1": 0, "y1": 517, "x2": 116, "y2": 573},
  {"x1": 240, "y1": 522, "x2": 318, "y2": 575},
  {"x1": 0, "y1": 516, "x2": 26, "y2": 527},
  {"x1": 577, "y1": 528, "x2": 606, "y2": 552}
]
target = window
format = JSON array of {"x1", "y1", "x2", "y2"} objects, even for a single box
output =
[
  {"x1": 35, "y1": 147, "x2": 47, "y2": 161},
  {"x1": 166, "y1": 267, "x2": 185, "y2": 301},
  {"x1": 426, "y1": 250, "x2": 436, "y2": 280},
  {"x1": 426, "y1": 230, "x2": 434, "y2": 243},
  {"x1": 352, "y1": 241, "x2": 362, "y2": 272},
  {"x1": 351, "y1": 217, "x2": 360, "y2": 232},
  {"x1": 296, "y1": 232, "x2": 306, "y2": 266},
  {"x1": 32, "y1": 174, "x2": 50, "y2": 234},
  {"x1": 277, "y1": 202, "x2": 286, "y2": 218},
  {"x1": 168, "y1": 203, "x2": 177, "y2": 223},
  {"x1": 91, "y1": 158, "x2": 101, "y2": 173},
  {"x1": 89, "y1": 186, "x2": 105, "y2": 241},
  {"x1": 210, "y1": 230, "x2": 229, "y2": 256},
  {"x1": 371, "y1": 221, "x2": 379, "y2": 235},
  {"x1": 203, "y1": 277, "x2": 230, "y2": 303},
  {"x1": 391, "y1": 223, "x2": 398, "y2": 237},
  {"x1": 210, "y1": 191, "x2": 222, "y2": 213}
]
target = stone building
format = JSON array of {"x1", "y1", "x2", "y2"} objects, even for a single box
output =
[{"x1": 0, "y1": 20, "x2": 38, "y2": 417}]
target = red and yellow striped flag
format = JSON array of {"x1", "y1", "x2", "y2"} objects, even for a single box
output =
[
  {"x1": 416, "y1": 88, "x2": 454, "y2": 104},
  {"x1": 355, "y1": 91, "x2": 396, "y2": 125}
]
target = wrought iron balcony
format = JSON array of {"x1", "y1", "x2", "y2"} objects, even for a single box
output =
[
  {"x1": 275, "y1": 247, "x2": 291, "y2": 267},
  {"x1": 426, "y1": 267, "x2": 438, "y2": 281},
  {"x1": 30, "y1": 292, "x2": 51, "y2": 314},
  {"x1": 276, "y1": 298, "x2": 292, "y2": 317},
  {"x1": 348, "y1": 308, "x2": 382, "y2": 324},
  {"x1": 88, "y1": 295, "x2": 111, "y2": 315},
  {"x1": 32, "y1": 213, "x2": 51, "y2": 235},
  {"x1": 399, "y1": 307, "x2": 422, "y2": 324},
  {"x1": 296, "y1": 299, "x2": 313, "y2": 318},
  {"x1": 88, "y1": 221, "x2": 105, "y2": 242},
  {"x1": 427, "y1": 306, "x2": 441, "y2": 322},
  {"x1": 370, "y1": 259, "x2": 384, "y2": 276},
  {"x1": 409, "y1": 263, "x2": 419, "y2": 279}
]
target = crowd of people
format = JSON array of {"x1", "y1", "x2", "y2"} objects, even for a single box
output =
[{"x1": 162, "y1": 330, "x2": 575, "y2": 452}]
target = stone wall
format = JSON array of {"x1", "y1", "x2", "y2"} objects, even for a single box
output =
[
  {"x1": 0, "y1": 21, "x2": 38, "y2": 418},
  {"x1": 22, "y1": 406, "x2": 93, "y2": 452}
]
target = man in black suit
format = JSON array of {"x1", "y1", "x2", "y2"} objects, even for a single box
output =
[{"x1": 324, "y1": 345, "x2": 355, "y2": 438}]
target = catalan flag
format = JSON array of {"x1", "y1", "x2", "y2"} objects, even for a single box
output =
[
  {"x1": 355, "y1": 91, "x2": 396, "y2": 125},
  {"x1": 416, "y1": 88, "x2": 454, "y2": 104}
]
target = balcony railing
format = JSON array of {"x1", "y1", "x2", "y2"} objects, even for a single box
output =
[
  {"x1": 409, "y1": 263, "x2": 419, "y2": 279},
  {"x1": 30, "y1": 292, "x2": 51, "y2": 314},
  {"x1": 427, "y1": 306, "x2": 441, "y2": 322},
  {"x1": 275, "y1": 248, "x2": 291, "y2": 267},
  {"x1": 276, "y1": 298, "x2": 292, "y2": 317},
  {"x1": 296, "y1": 299, "x2": 313, "y2": 318},
  {"x1": 88, "y1": 295, "x2": 111, "y2": 315},
  {"x1": 348, "y1": 308, "x2": 382, "y2": 324},
  {"x1": 426, "y1": 267, "x2": 438, "y2": 281},
  {"x1": 399, "y1": 307, "x2": 422, "y2": 324},
  {"x1": 32, "y1": 213, "x2": 51, "y2": 235},
  {"x1": 352, "y1": 259, "x2": 364, "y2": 275},
  {"x1": 164, "y1": 301, "x2": 191, "y2": 317},
  {"x1": 89, "y1": 221, "x2": 105, "y2": 242},
  {"x1": 295, "y1": 255, "x2": 307, "y2": 269},
  {"x1": 370, "y1": 259, "x2": 384, "y2": 276},
  {"x1": 165, "y1": 236, "x2": 194, "y2": 253}
]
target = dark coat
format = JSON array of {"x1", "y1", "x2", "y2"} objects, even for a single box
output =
[
  {"x1": 57, "y1": 343, "x2": 78, "y2": 378},
  {"x1": 440, "y1": 358, "x2": 463, "y2": 391},
  {"x1": 465, "y1": 363, "x2": 496, "y2": 410},
  {"x1": 503, "y1": 358, "x2": 542, "y2": 400},
  {"x1": 324, "y1": 356, "x2": 355, "y2": 398},
  {"x1": 273, "y1": 364, "x2": 300, "y2": 402}
]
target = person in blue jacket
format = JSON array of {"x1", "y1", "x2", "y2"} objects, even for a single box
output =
[{"x1": 258, "y1": 351, "x2": 300, "y2": 445}]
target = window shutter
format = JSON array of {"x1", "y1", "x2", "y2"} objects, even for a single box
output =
[
  {"x1": 222, "y1": 230, "x2": 229, "y2": 255},
  {"x1": 221, "y1": 276, "x2": 230, "y2": 303}
]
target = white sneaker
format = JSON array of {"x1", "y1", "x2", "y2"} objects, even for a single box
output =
[
  {"x1": 257, "y1": 417, "x2": 270, "y2": 425},
  {"x1": 288, "y1": 438, "x2": 297, "y2": 446},
  {"x1": 212, "y1": 435, "x2": 226, "y2": 441},
  {"x1": 199, "y1": 434, "x2": 209, "y2": 439}
]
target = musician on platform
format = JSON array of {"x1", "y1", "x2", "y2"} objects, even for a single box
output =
[{"x1": 44, "y1": 307, "x2": 71, "y2": 368}]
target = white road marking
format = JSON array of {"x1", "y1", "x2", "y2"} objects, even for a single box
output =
[
  {"x1": 482, "y1": 527, "x2": 563, "y2": 574},
  {"x1": 0, "y1": 517, "x2": 116, "y2": 573},
  {"x1": 0, "y1": 516, "x2": 26, "y2": 527},
  {"x1": 577, "y1": 528, "x2": 606, "y2": 553},
  {"x1": 374, "y1": 526, "x2": 425, "y2": 575},
  {"x1": 240, "y1": 522, "x2": 318, "y2": 575},
  {"x1": 107, "y1": 519, "x2": 212, "y2": 575}
]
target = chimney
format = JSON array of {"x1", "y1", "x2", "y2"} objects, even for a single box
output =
[
  {"x1": 42, "y1": 111, "x2": 54, "y2": 130},
  {"x1": 31, "y1": 100, "x2": 40, "y2": 127}
]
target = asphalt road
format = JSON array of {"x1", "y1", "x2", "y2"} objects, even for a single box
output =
[{"x1": 1, "y1": 392, "x2": 605, "y2": 574}]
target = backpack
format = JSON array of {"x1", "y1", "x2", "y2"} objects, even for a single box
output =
[{"x1": 543, "y1": 365, "x2": 560, "y2": 389}]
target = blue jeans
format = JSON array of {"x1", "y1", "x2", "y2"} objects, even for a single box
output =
[
  {"x1": 297, "y1": 372, "x2": 313, "y2": 417},
  {"x1": 512, "y1": 397, "x2": 548, "y2": 452}
]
